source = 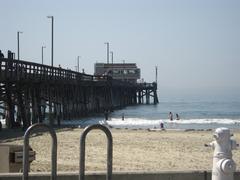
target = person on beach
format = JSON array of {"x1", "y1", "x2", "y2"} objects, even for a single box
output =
[
  {"x1": 169, "y1": 112, "x2": 173, "y2": 121},
  {"x1": 176, "y1": 113, "x2": 180, "y2": 120},
  {"x1": 160, "y1": 121, "x2": 164, "y2": 129},
  {"x1": 104, "y1": 110, "x2": 109, "y2": 120},
  {"x1": 122, "y1": 113, "x2": 124, "y2": 121}
]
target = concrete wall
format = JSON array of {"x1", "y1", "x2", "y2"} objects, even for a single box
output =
[{"x1": 0, "y1": 171, "x2": 240, "y2": 180}]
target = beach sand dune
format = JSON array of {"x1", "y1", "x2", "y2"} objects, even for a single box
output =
[{"x1": 1, "y1": 128, "x2": 240, "y2": 172}]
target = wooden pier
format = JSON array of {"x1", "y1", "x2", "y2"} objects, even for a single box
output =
[{"x1": 0, "y1": 57, "x2": 158, "y2": 129}]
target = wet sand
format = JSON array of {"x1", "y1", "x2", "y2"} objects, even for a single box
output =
[{"x1": 1, "y1": 128, "x2": 240, "y2": 172}]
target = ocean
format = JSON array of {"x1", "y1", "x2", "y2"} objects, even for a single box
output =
[
  {"x1": 60, "y1": 93, "x2": 240, "y2": 130},
  {"x1": 1, "y1": 94, "x2": 240, "y2": 130}
]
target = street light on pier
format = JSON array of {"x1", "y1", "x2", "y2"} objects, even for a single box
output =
[
  {"x1": 47, "y1": 16, "x2": 54, "y2": 67},
  {"x1": 17, "y1": 31, "x2": 23, "y2": 60},
  {"x1": 109, "y1": 51, "x2": 114, "y2": 77},
  {"x1": 155, "y1": 66, "x2": 158, "y2": 84},
  {"x1": 110, "y1": 51, "x2": 113, "y2": 64},
  {"x1": 104, "y1": 42, "x2": 109, "y2": 64},
  {"x1": 77, "y1": 56, "x2": 81, "y2": 72},
  {"x1": 41, "y1": 46, "x2": 46, "y2": 64},
  {"x1": 122, "y1": 60, "x2": 125, "y2": 81}
]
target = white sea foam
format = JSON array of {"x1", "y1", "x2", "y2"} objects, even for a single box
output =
[
  {"x1": 1, "y1": 117, "x2": 240, "y2": 130},
  {"x1": 105, "y1": 117, "x2": 240, "y2": 129}
]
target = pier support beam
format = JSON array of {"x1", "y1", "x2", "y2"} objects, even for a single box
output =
[{"x1": 5, "y1": 83, "x2": 14, "y2": 128}]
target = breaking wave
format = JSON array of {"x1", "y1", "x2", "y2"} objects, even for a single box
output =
[{"x1": 103, "y1": 118, "x2": 240, "y2": 129}]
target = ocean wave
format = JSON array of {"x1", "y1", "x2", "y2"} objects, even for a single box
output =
[
  {"x1": 106, "y1": 118, "x2": 240, "y2": 127},
  {"x1": 1, "y1": 117, "x2": 240, "y2": 130}
]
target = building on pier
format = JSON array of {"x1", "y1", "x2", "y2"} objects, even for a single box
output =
[{"x1": 94, "y1": 63, "x2": 140, "y2": 83}]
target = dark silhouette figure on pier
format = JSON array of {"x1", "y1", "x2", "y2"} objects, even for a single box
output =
[
  {"x1": 0, "y1": 50, "x2": 4, "y2": 59},
  {"x1": 7, "y1": 50, "x2": 14, "y2": 59}
]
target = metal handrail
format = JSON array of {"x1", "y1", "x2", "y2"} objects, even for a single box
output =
[
  {"x1": 79, "y1": 124, "x2": 113, "y2": 180},
  {"x1": 23, "y1": 123, "x2": 57, "y2": 180}
]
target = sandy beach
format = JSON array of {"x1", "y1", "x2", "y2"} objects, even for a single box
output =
[{"x1": 1, "y1": 127, "x2": 240, "y2": 172}]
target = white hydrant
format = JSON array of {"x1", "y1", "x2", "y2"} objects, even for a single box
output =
[{"x1": 208, "y1": 127, "x2": 238, "y2": 180}]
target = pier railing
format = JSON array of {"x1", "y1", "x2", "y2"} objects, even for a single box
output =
[
  {"x1": 0, "y1": 58, "x2": 111, "y2": 82},
  {"x1": 0, "y1": 58, "x2": 157, "y2": 89}
]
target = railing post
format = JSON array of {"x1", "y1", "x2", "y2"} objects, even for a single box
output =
[
  {"x1": 79, "y1": 124, "x2": 113, "y2": 180},
  {"x1": 23, "y1": 123, "x2": 57, "y2": 180}
]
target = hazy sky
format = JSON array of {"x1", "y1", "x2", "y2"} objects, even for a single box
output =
[{"x1": 1, "y1": 0, "x2": 240, "y2": 98}]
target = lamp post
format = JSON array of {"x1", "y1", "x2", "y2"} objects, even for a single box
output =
[
  {"x1": 41, "y1": 46, "x2": 46, "y2": 64},
  {"x1": 122, "y1": 60, "x2": 125, "y2": 81},
  {"x1": 77, "y1": 56, "x2": 80, "y2": 72},
  {"x1": 155, "y1": 66, "x2": 158, "y2": 83},
  {"x1": 17, "y1": 31, "x2": 23, "y2": 60},
  {"x1": 110, "y1": 51, "x2": 113, "y2": 64},
  {"x1": 110, "y1": 51, "x2": 113, "y2": 77},
  {"x1": 47, "y1": 16, "x2": 54, "y2": 67},
  {"x1": 104, "y1": 42, "x2": 109, "y2": 64}
]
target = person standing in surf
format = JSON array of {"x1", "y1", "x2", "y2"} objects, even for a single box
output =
[
  {"x1": 176, "y1": 113, "x2": 180, "y2": 120},
  {"x1": 169, "y1": 112, "x2": 173, "y2": 121}
]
